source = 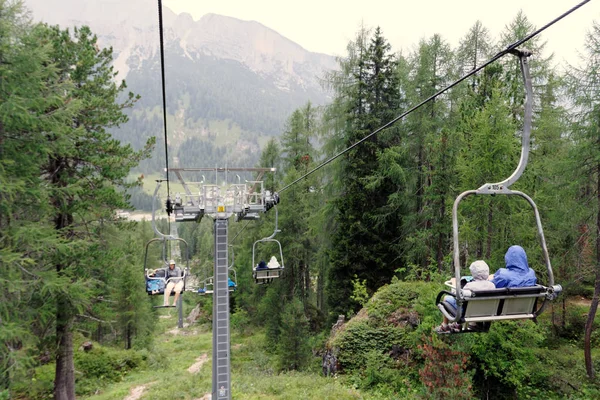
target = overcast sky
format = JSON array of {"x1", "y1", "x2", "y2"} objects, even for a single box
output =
[{"x1": 163, "y1": 0, "x2": 599, "y2": 67}]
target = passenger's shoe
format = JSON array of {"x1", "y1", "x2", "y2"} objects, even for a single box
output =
[
  {"x1": 467, "y1": 322, "x2": 481, "y2": 331},
  {"x1": 434, "y1": 324, "x2": 452, "y2": 333}
]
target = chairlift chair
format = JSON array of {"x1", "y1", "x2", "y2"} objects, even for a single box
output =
[
  {"x1": 143, "y1": 237, "x2": 190, "y2": 297},
  {"x1": 143, "y1": 181, "x2": 190, "y2": 300},
  {"x1": 435, "y1": 50, "x2": 562, "y2": 334},
  {"x1": 252, "y1": 205, "x2": 285, "y2": 284},
  {"x1": 197, "y1": 245, "x2": 237, "y2": 295}
]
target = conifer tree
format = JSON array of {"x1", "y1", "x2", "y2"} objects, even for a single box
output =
[
  {"x1": 326, "y1": 27, "x2": 402, "y2": 317},
  {"x1": 567, "y1": 20, "x2": 600, "y2": 379},
  {"x1": 399, "y1": 34, "x2": 455, "y2": 272},
  {"x1": 277, "y1": 298, "x2": 310, "y2": 371},
  {"x1": 34, "y1": 24, "x2": 153, "y2": 399},
  {"x1": 0, "y1": 1, "x2": 80, "y2": 392}
]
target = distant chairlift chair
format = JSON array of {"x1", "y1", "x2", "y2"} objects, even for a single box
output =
[{"x1": 252, "y1": 205, "x2": 285, "y2": 284}]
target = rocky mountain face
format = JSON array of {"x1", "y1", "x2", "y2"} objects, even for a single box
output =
[{"x1": 24, "y1": 0, "x2": 337, "y2": 169}]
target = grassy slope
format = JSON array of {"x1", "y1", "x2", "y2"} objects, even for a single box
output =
[
  {"x1": 80, "y1": 283, "x2": 600, "y2": 399},
  {"x1": 82, "y1": 308, "x2": 377, "y2": 400}
]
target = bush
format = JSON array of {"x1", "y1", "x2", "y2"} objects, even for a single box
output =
[
  {"x1": 231, "y1": 307, "x2": 251, "y2": 335},
  {"x1": 12, "y1": 363, "x2": 55, "y2": 399},
  {"x1": 334, "y1": 319, "x2": 407, "y2": 371},
  {"x1": 74, "y1": 345, "x2": 147, "y2": 395},
  {"x1": 468, "y1": 320, "x2": 550, "y2": 398},
  {"x1": 418, "y1": 335, "x2": 473, "y2": 399}
]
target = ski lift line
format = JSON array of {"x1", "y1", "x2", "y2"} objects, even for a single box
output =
[
  {"x1": 167, "y1": 167, "x2": 276, "y2": 172},
  {"x1": 229, "y1": 221, "x2": 251, "y2": 245},
  {"x1": 276, "y1": 0, "x2": 591, "y2": 195},
  {"x1": 151, "y1": 180, "x2": 176, "y2": 239},
  {"x1": 157, "y1": 0, "x2": 171, "y2": 198}
]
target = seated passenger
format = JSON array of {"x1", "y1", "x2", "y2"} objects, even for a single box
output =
[
  {"x1": 435, "y1": 260, "x2": 495, "y2": 333},
  {"x1": 492, "y1": 245, "x2": 537, "y2": 288},
  {"x1": 164, "y1": 259, "x2": 184, "y2": 307},
  {"x1": 228, "y1": 277, "x2": 236, "y2": 289},
  {"x1": 255, "y1": 260, "x2": 268, "y2": 270},
  {"x1": 146, "y1": 277, "x2": 165, "y2": 294},
  {"x1": 147, "y1": 267, "x2": 167, "y2": 294},
  {"x1": 267, "y1": 256, "x2": 280, "y2": 269}
]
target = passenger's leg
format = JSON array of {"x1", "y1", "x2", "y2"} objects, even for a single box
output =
[
  {"x1": 173, "y1": 281, "x2": 184, "y2": 306},
  {"x1": 164, "y1": 281, "x2": 175, "y2": 306}
]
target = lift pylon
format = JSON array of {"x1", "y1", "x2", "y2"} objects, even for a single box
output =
[{"x1": 169, "y1": 167, "x2": 278, "y2": 400}]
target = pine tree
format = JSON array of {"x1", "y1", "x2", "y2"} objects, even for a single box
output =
[
  {"x1": 34, "y1": 24, "x2": 153, "y2": 399},
  {"x1": 567, "y1": 20, "x2": 600, "y2": 379},
  {"x1": 0, "y1": 1, "x2": 78, "y2": 391},
  {"x1": 326, "y1": 27, "x2": 402, "y2": 317},
  {"x1": 277, "y1": 297, "x2": 310, "y2": 371}
]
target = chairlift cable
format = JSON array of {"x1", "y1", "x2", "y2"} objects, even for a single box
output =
[
  {"x1": 276, "y1": 0, "x2": 591, "y2": 195},
  {"x1": 230, "y1": 221, "x2": 251, "y2": 245},
  {"x1": 157, "y1": 0, "x2": 172, "y2": 230}
]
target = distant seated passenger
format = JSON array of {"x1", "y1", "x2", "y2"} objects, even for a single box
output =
[
  {"x1": 146, "y1": 277, "x2": 165, "y2": 294},
  {"x1": 255, "y1": 260, "x2": 268, "y2": 270},
  {"x1": 228, "y1": 277, "x2": 236, "y2": 288},
  {"x1": 492, "y1": 245, "x2": 537, "y2": 288},
  {"x1": 149, "y1": 268, "x2": 166, "y2": 278},
  {"x1": 267, "y1": 256, "x2": 280, "y2": 269}
]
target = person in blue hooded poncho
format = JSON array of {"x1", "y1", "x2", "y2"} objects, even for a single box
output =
[{"x1": 492, "y1": 245, "x2": 537, "y2": 288}]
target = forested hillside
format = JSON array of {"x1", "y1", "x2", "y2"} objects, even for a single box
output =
[
  {"x1": 24, "y1": 0, "x2": 338, "y2": 181},
  {"x1": 3, "y1": 0, "x2": 600, "y2": 399}
]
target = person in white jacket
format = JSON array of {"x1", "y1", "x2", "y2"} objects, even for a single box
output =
[
  {"x1": 267, "y1": 256, "x2": 280, "y2": 269},
  {"x1": 435, "y1": 260, "x2": 495, "y2": 333}
]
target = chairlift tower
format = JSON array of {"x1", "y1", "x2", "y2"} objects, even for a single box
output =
[{"x1": 169, "y1": 167, "x2": 278, "y2": 400}]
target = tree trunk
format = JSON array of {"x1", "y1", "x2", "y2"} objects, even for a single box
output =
[
  {"x1": 126, "y1": 322, "x2": 132, "y2": 350},
  {"x1": 54, "y1": 293, "x2": 75, "y2": 400},
  {"x1": 584, "y1": 163, "x2": 600, "y2": 379},
  {"x1": 317, "y1": 262, "x2": 325, "y2": 312}
]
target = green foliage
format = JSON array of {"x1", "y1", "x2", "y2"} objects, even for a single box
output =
[
  {"x1": 326, "y1": 26, "x2": 404, "y2": 318},
  {"x1": 74, "y1": 346, "x2": 146, "y2": 395},
  {"x1": 469, "y1": 320, "x2": 549, "y2": 398},
  {"x1": 350, "y1": 275, "x2": 369, "y2": 307},
  {"x1": 231, "y1": 307, "x2": 252, "y2": 336},
  {"x1": 277, "y1": 298, "x2": 311, "y2": 371},
  {"x1": 334, "y1": 320, "x2": 406, "y2": 371},
  {"x1": 358, "y1": 350, "x2": 409, "y2": 395},
  {"x1": 418, "y1": 335, "x2": 473, "y2": 399}
]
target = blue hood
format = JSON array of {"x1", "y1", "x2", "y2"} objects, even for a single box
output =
[
  {"x1": 505, "y1": 245, "x2": 529, "y2": 273},
  {"x1": 492, "y1": 245, "x2": 537, "y2": 288}
]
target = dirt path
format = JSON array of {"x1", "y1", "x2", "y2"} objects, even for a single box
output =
[
  {"x1": 187, "y1": 353, "x2": 209, "y2": 373},
  {"x1": 124, "y1": 381, "x2": 157, "y2": 400}
]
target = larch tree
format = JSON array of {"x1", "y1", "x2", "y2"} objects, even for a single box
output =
[
  {"x1": 0, "y1": 1, "x2": 78, "y2": 392},
  {"x1": 37, "y1": 25, "x2": 153, "y2": 399},
  {"x1": 567, "y1": 20, "x2": 600, "y2": 380},
  {"x1": 400, "y1": 34, "x2": 455, "y2": 272}
]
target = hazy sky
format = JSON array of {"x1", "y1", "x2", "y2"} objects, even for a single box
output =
[{"x1": 163, "y1": 0, "x2": 599, "y2": 67}]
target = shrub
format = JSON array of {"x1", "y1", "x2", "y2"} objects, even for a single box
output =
[
  {"x1": 418, "y1": 335, "x2": 473, "y2": 399},
  {"x1": 334, "y1": 319, "x2": 407, "y2": 371},
  {"x1": 74, "y1": 345, "x2": 147, "y2": 395},
  {"x1": 231, "y1": 307, "x2": 251, "y2": 335},
  {"x1": 12, "y1": 363, "x2": 55, "y2": 399},
  {"x1": 468, "y1": 320, "x2": 550, "y2": 398}
]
